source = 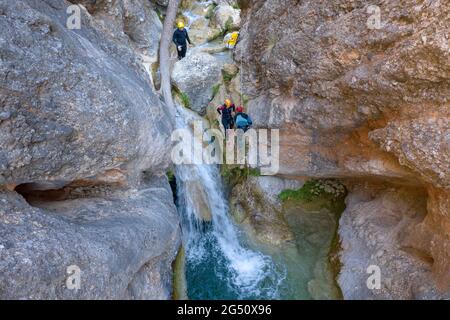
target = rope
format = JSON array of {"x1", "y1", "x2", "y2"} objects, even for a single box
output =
[{"x1": 240, "y1": 37, "x2": 243, "y2": 107}]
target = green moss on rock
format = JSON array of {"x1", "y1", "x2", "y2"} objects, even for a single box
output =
[{"x1": 278, "y1": 179, "x2": 347, "y2": 212}]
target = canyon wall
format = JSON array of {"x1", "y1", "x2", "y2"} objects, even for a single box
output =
[
  {"x1": 0, "y1": 0, "x2": 179, "y2": 299},
  {"x1": 237, "y1": 0, "x2": 449, "y2": 299}
]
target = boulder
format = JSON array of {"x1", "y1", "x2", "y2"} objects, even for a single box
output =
[
  {"x1": 229, "y1": 176, "x2": 303, "y2": 245},
  {"x1": 188, "y1": 17, "x2": 221, "y2": 45},
  {"x1": 212, "y1": 4, "x2": 241, "y2": 31},
  {"x1": 222, "y1": 63, "x2": 239, "y2": 77},
  {"x1": 171, "y1": 52, "x2": 222, "y2": 115}
]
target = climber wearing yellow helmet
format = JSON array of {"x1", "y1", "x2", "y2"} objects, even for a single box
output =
[{"x1": 173, "y1": 21, "x2": 193, "y2": 60}]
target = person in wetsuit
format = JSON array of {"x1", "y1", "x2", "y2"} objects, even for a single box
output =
[
  {"x1": 217, "y1": 99, "x2": 236, "y2": 132},
  {"x1": 234, "y1": 106, "x2": 253, "y2": 132},
  {"x1": 173, "y1": 21, "x2": 192, "y2": 60}
]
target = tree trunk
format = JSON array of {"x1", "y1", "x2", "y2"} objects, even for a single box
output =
[{"x1": 159, "y1": 0, "x2": 181, "y2": 119}]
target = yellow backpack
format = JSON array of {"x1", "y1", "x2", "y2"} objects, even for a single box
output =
[{"x1": 225, "y1": 32, "x2": 239, "y2": 49}]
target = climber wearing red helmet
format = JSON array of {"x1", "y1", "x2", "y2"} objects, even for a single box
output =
[{"x1": 234, "y1": 106, "x2": 252, "y2": 132}]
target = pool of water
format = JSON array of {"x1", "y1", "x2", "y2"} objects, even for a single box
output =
[{"x1": 185, "y1": 223, "x2": 285, "y2": 300}]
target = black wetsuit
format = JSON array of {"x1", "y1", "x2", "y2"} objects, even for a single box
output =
[
  {"x1": 172, "y1": 28, "x2": 192, "y2": 60},
  {"x1": 217, "y1": 104, "x2": 236, "y2": 131}
]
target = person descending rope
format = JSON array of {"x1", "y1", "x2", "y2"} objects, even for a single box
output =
[
  {"x1": 172, "y1": 21, "x2": 192, "y2": 60},
  {"x1": 234, "y1": 106, "x2": 252, "y2": 132},
  {"x1": 217, "y1": 99, "x2": 236, "y2": 132}
]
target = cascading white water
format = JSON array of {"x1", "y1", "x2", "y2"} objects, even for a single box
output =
[{"x1": 174, "y1": 106, "x2": 284, "y2": 299}]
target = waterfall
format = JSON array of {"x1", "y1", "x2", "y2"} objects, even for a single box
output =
[{"x1": 173, "y1": 106, "x2": 284, "y2": 299}]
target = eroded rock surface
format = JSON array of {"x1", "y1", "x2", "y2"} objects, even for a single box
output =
[
  {"x1": 238, "y1": 0, "x2": 449, "y2": 181},
  {"x1": 0, "y1": 0, "x2": 179, "y2": 299},
  {"x1": 0, "y1": 176, "x2": 179, "y2": 300},
  {"x1": 339, "y1": 184, "x2": 450, "y2": 299}
]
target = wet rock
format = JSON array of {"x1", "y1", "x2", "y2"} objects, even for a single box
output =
[
  {"x1": 229, "y1": 176, "x2": 303, "y2": 245},
  {"x1": 184, "y1": 180, "x2": 212, "y2": 221},
  {"x1": 229, "y1": 175, "x2": 343, "y2": 299},
  {"x1": 173, "y1": 246, "x2": 188, "y2": 300}
]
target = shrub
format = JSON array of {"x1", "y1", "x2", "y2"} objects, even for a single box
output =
[
  {"x1": 205, "y1": 4, "x2": 217, "y2": 19},
  {"x1": 221, "y1": 165, "x2": 261, "y2": 187},
  {"x1": 222, "y1": 72, "x2": 234, "y2": 83},
  {"x1": 178, "y1": 92, "x2": 191, "y2": 108},
  {"x1": 212, "y1": 84, "x2": 221, "y2": 98},
  {"x1": 166, "y1": 171, "x2": 175, "y2": 183},
  {"x1": 224, "y1": 17, "x2": 233, "y2": 33},
  {"x1": 278, "y1": 179, "x2": 347, "y2": 203},
  {"x1": 155, "y1": 7, "x2": 164, "y2": 22}
]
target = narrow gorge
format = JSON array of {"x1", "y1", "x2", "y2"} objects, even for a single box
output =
[{"x1": 0, "y1": 0, "x2": 449, "y2": 300}]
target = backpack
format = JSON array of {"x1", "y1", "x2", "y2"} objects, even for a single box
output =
[{"x1": 236, "y1": 114, "x2": 248, "y2": 127}]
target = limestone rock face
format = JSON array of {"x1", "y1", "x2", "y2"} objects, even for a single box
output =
[
  {"x1": 0, "y1": 0, "x2": 172, "y2": 187},
  {"x1": 72, "y1": 0, "x2": 163, "y2": 61},
  {"x1": 339, "y1": 184, "x2": 450, "y2": 299},
  {"x1": 0, "y1": 0, "x2": 179, "y2": 299},
  {"x1": 0, "y1": 176, "x2": 180, "y2": 300},
  {"x1": 237, "y1": 0, "x2": 450, "y2": 297},
  {"x1": 171, "y1": 51, "x2": 222, "y2": 115},
  {"x1": 370, "y1": 118, "x2": 450, "y2": 189},
  {"x1": 238, "y1": 0, "x2": 449, "y2": 180}
]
